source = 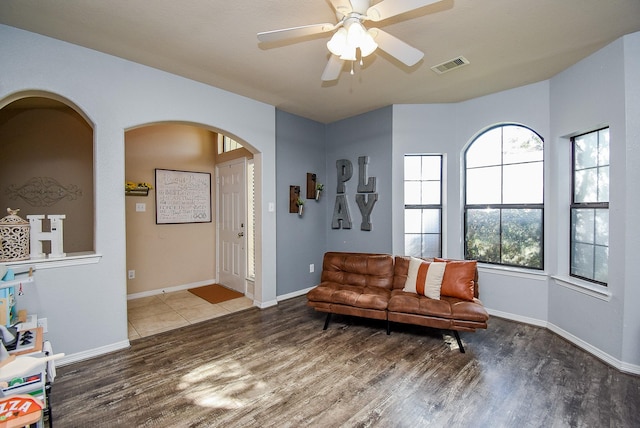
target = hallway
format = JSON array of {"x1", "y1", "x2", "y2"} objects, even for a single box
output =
[{"x1": 127, "y1": 290, "x2": 253, "y2": 340}]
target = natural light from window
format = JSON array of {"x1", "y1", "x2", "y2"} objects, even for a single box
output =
[{"x1": 464, "y1": 124, "x2": 544, "y2": 269}]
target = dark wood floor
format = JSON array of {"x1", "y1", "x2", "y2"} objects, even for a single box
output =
[{"x1": 50, "y1": 296, "x2": 640, "y2": 427}]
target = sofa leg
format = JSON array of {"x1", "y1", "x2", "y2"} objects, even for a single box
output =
[
  {"x1": 386, "y1": 320, "x2": 391, "y2": 335},
  {"x1": 323, "y1": 313, "x2": 332, "y2": 330},
  {"x1": 452, "y1": 330, "x2": 465, "y2": 353}
]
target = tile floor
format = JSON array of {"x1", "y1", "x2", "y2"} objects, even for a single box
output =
[{"x1": 127, "y1": 290, "x2": 254, "y2": 340}]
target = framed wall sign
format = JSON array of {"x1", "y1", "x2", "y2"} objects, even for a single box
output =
[{"x1": 155, "y1": 168, "x2": 211, "y2": 224}]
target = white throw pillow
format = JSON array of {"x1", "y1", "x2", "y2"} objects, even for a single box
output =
[{"x1": 402, "y1": 257, "x2": 446, "y2": 300}]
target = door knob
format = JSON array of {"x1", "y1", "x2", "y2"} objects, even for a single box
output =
[{"x1": 237, "y1": 232, "x2": 244, "y2": 237}]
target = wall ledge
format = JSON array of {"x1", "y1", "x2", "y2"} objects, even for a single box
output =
[
  {"x1": 4, "y1": 252, "x2": 101, "y2": 270},
  {"x1": 478, "y1": 264, "x2": 548, "y2": 281},
  {"x1": 551, "y1": 275, "x2": 611, "y2": 301}
]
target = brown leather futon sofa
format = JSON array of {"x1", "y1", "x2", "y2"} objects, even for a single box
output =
[{"x1": 306, "y1": 252, "x2": 489, "y2": 353}]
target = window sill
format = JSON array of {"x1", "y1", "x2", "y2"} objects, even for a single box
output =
[
  {"x1": 551, "y1": 275, "x2": 611, "y2": 301},
  {"x1": 478, "y1": 263, "x2": 548, "y2": 281},
  {"x1": 3, "y1": 252, "x2": 102, "y2": 270}
]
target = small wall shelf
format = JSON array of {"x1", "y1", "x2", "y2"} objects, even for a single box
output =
[{"x1": 125, "y1": 187, "x2": 150, "y2": 196}]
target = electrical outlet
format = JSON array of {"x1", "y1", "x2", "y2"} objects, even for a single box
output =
[
  {"x1": 128, "y1": 270, "x2": 135, "y2": 279},
  {"x1": 309, "y1": 263, "x2": 314, "y2": 273},
  {"x1": 135, "y1": 203, "x2": 146, "y2": 212},
  {"x1": 37, "y1": 318, "x2": 48, "y2": 333}
]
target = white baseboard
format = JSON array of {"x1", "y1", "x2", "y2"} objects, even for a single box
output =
[
  {"x1": 277, "y1": 286, "x2": 314, "y2": 302},
  {"x1": 486, "y1": 308, "x2": 548, "y2": 328},
  {"x1": 58, "y1": 340, "x2": 130, "y2": 367},
  {"x1": 256, "y1": 299, "x2": 278, "y2": 309},
  {"x1": 487, "y1": 308, "x2": 640, "y2": 375},
  {"x1": 127, "y1": 279, "x2": 216, "y2": 300}
]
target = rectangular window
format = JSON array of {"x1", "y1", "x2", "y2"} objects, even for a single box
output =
[
  {"x1": 217, "y1": 134, "x2": 242, "y2": 154},
  {"x1": 246, "y1": 160, "x2": 255, "y2": 279},
  {"x1": 404, "y1": 154, "x2": 442, "y2": 258},
  {"x1": 571, "y1": 128, "x2": 609, "y2": 285}
]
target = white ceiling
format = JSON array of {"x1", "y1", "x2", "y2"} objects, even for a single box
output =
[{"x1": 1, "y1": 0, "x2": 639, "y2": 123}]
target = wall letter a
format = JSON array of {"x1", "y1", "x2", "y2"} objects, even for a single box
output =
[{"x1": 331, "y1": 194, "x2": 352, "y2": 229}]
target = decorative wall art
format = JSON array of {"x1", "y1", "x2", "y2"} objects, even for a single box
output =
[
  {"x1": 27, "y1": 214, "x2": 66, "y2": 259},
  {"x1": 6, "y1": 177, "x2": 82, "y2": 207},
  {"x1": 155, "y1": 169, "x2": 211, "y2": 224},
  {"x1": 289, "y1": 185, "x2": 301, "y2": 214},
  {"x1": 332, "y1": 156, "x2": 378, "y2": 231}
]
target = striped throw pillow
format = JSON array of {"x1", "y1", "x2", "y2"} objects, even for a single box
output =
[{"x1": 402, "y1": 257, "x2": 447, "y2": 299}]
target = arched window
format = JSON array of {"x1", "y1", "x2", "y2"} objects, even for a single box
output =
[{"x1": 464, "y1": 124, "x2": 544, "y2": 269}]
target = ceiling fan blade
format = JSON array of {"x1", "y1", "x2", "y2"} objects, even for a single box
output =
[
  {"x1": 329, "y1": 0, "x2": 353, "y2": 18},
  {"x1": 369, "y1": 28, "x2": 424, "y2": 66},
  {"x1": 366, "y1": 0, "x2": 442, "y2": 22},
  {"x1": 257, "y1": 23, "x2": 336, "y2": 43},
  {"x1": 321, "y1": 55, "x2": 344, "y2": 81}
]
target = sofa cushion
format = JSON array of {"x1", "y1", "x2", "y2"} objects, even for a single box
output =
[
  {"x1": 321, "y1": 252, "x2": 395, "y2": 289},
  {"x1": 307, "y1": 282, "x2": 391, "y2": 310},
  {"x1": 388, "y1": 290, "x2": 452, "y2": 318},
  {"x1": 435, "y1": 258, "x2": 476, "y2": 301},
  {"x1": 388, "y1": 291, "x2": 489, "y2": 323},
  {"x1": 402, "y1": 257, "x2": 446, "y2": 299}
]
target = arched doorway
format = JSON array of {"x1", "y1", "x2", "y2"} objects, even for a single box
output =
[{"x1": 124, "y1": 123, "x2": 257, "y2": 339}]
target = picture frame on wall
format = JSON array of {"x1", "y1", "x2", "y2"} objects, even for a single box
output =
[{"x1": 155, "y1": 168, "x2": 211, "y2": 224}]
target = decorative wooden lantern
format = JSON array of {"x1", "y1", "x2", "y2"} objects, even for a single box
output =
[{"x1": 0, "y1": 208, "x2": 30, "y2": 262}]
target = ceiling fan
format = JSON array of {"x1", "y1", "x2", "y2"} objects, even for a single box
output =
[{"x1": 257, "y1": 0, "x2": 443, "y2": 81}]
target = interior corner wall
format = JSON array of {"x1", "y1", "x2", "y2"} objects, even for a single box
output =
[
  {"x1": 325, "y1": 106, "x2": 393, "y2": 253},
  {"x1": 621, "y1": 32, "x2": 640, "y2": 367},
  {"x1": 549, "y1": 36, "x2": 629, "y2": 363},
  {"x1": 275, "y1": 110, "x2": 327, "y2": 297},
  {"x1": 125, "y1": 124, "x2": 217, "y2": 296}
]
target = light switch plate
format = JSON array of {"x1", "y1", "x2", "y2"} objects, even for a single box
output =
[{"x1": 136, "y1": 203, "x2": 146, "y2": 212}]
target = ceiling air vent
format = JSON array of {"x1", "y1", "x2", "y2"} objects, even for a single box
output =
[{"x1": 431, "y1": 56, "x2": 470, "y2": 74}]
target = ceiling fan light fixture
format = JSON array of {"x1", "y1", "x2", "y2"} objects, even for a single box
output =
[
  {"x1": 360, "y1": 30, "x2": 378, "y2": 57},
  {"x1": 327, "y1": 28, "x2": 348, "y2": 56},
  {"x1": 346, "y1": 21, "x2": 366, "y2": 47},
  {"x1": 339, "y1": 44, "x2": 357, "y2": 61}
]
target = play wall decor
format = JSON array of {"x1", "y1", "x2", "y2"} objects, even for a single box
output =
[{"x1": 332, "y1": 156, "x2": 378, "y2": 231}]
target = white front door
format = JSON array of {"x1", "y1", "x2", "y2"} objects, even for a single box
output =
[{"x1": 217, "y1": 160, "x2": 246, "y2": 294}]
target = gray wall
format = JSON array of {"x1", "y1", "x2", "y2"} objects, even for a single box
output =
[
  {"x1": 620, "y1": 31, "x2": 640, "y2": 370},
  {"x1": 548, "y1": 32, "x2": 640, "y2": 366},
  {"x1": 325, "y1": 106, "x2": 393, "y2": 253},
  {"x1": 275, "y1": 110, "x2": 326, "y2": 296},
  {"x1": 392, "y1": 82, "x2": 551, "y2": 324}
]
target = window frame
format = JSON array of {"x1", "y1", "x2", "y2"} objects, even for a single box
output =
[
  {"x1": 463, "y1": 123, "x2": 545, "y2": 270},
  {"x1": 569, "y1": 127, "x2": 609, "y2": 286},
  {"x1": 403, "y1": 154, "x2": 443, "y2": 259}
]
